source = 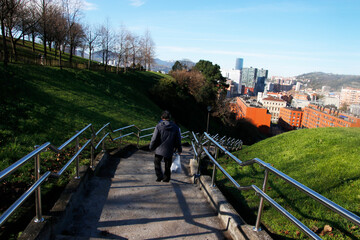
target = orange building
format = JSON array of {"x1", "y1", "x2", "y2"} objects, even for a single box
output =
[
  {"x1": 279, "y1": 107, "x2": 303, "y2": 130},
  {"x1": 231, "y1": 97, "x2": 271, "y2": 133},
  {"x1": 302, "y1": 104, "x2": 360, "y2": 128}
]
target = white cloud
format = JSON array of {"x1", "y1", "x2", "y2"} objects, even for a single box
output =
[
  {"x1": 129, "y1": 0, "x2": 145, "y2": 7},
  {"x1": 81, "y1": 1, "x2": 98, "y2": 11}
]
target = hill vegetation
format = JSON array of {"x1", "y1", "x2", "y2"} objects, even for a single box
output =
[
  {"x1": 216, "y1": 127, "x2": 360, "y2": 239},
  {"x1": 296, "y1": 72, "x2": 360, "y2": 91}
]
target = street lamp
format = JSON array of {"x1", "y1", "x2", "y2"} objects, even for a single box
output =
[{"x1": 206, "y1": 106, "x2": 212, "y2": 133}]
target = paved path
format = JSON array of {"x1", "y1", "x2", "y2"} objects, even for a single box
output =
[{"x1": 58, "y1": 146, "x2": 230, "y2": 240}]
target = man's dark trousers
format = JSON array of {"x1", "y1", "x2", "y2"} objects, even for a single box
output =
[{"x1": 154, "y1": 154, "x2": 172, "y2": 181}]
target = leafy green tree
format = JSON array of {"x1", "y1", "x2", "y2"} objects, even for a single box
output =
[
  {"x1": 171, "y1": 60, "x2": 186, "y2": 71},
  {"x1": 193, "y1": 60, "x2": 225, "y2": 84}
]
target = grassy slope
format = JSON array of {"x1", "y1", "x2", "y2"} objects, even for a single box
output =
[
  {"x1": 0, "y1": 63, "x2": 165, "y2": 165},
  {"x1": 217, "y1": 127, "x2": 360, "y2": 239},
  {"x1": 0, "y1": 63, "x2": 165, "y2": 238}
]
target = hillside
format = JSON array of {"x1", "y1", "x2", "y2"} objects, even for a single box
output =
[
  {"x1": 0, "y1": 63, "x2": 167, "y2": 239},
  {"x1": 217, "y1": 127, "x2": 360, "y2": 239},
  {"x1": 0, "y1": 63, "x2": 166, "y2": 166},
  {"x1": 296, "y1": 72, "x2": 360, "y2": 91}
]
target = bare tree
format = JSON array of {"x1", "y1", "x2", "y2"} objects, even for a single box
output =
[
  {"x1": 68, "y1": 22, "x2": 84, "y2": 62},
  {"x1": 62, "y1": 0, "x2": 83, "y2": 64},
  {"x1": 114, "y1": 25, "x2": 127, "y2": 73},
  {"x1": 141, "y1": 29, "x2": 155, "y2": 71},
  {"x1": 122, "y1": 31, "x2": 134, "y2": 72},
  {"x1": 23, "y1": 1, "x2": 39, "y2": 51},
  {"x1": 35, "y1": 0, "x2": 54, "y2": 61},
  {"x1": 99, "y1": 19, "x2": 113, "y2": 72},
  {"x1": 0, "y1": 0, "x2": 26, "y2": 66},
  {"x1": 51, "y1": 5, "x2": 67, "y2": 68},
  {"x1": 83, "y1": 23, "x2": 99, "y2": 69},
  {"x1": 128, "y1": 33, "x2": 139, "y2": 69}
]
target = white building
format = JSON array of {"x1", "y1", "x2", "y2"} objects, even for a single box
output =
[
  {"x1": 291, "y1": 99, "x2": 310, "y2": 109},
  {"x1": 340, "y1": 87, "x2": 360, "y2": 106},
  {"x1": 221, "y1": 69, "x2": 241, "y2": 94},
  {"x1": 261, "y1": 96, "x2": 287, "y2": 123}
]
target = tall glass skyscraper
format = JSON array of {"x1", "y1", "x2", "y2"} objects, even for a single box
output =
[{"x1": 235, "y1": 58, "x2": 243, "y2": 70}]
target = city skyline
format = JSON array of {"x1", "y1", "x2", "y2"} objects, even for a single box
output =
[{"x1": 83, "y1": 0, "x2": 360, "y2": 77}]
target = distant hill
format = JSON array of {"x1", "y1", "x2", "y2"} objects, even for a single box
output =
[
  {"x1": 296, "y1": 72, "x2": 360, "y2": 91},
  {"x1": 152, "y1": 58, "x2": 195, "y2": 73}
]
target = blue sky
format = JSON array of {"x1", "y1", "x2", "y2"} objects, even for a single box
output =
[{"x1": 82, "y1": 0, "x2": 360, "y2": 77}]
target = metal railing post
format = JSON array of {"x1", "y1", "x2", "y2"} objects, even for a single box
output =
[
  {"x1": 137, "y1": 129, "x2": 140, "y2": 148},
  {"x1": 34, "y1": 145, "x2": 44, "y2": 223},
  {"x1": 119, "y1": 130, "x2": 122, "y2": 145},
  {"x1": 101, "y1": 132, "x2": 106, "y2": 153},
  {"x1": 196, "y1": 144, "x2": 203, "y2": 176},
  {"x1": 254, "y1": 169, "x2": 269, "y2": 231},
  {"x1": 211, "y1": 146, "x2": 219, "y2": 187},
  {"x1": 75, "y1": 134, "x2": 80, "y2": 179},
  {"x1": 90, "y1": 133, "x2": 95, "y2": 169}
]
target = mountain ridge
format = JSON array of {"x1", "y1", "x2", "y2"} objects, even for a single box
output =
[{"x1": 296, "y1": 72, "x2": 360, "y2": 91}]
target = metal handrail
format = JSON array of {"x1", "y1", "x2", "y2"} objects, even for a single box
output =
[
  {"x1": 192, "y1": 132, "x2": 360, "y2": 240},
  {"x1": 0, "y1": 142, "x2": 50, "y2": 180},
  {"x1": 0, "y1": 122, "x2": 168, "y2": 228},
  {"x1": 58, "y1": 124, "x2": 92, "y2": 151},
  {"x1": 0, "y1": 172, "x2": 51, "y2": 227}
]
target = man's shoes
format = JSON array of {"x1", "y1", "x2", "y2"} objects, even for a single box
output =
[
  {"x1": 162, "y1": 178, "x2": 170, "y2": 182},
  {"x1": 156, "y1": 177, "x2": 163, "y2": 182}
]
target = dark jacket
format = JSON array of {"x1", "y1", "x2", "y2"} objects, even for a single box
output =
[{"x1": 149, "y1": 120, "x2": 182, "y2": 158}]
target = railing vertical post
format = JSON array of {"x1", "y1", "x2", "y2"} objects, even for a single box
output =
[
  {"x1": 101, "y1": 132, "x2": 106, "y2": 153},
  {"x1": 90, "y1": 132, "x2": 95, "y2": 169},
  {"x1": 254, "y1": 169, "x2": 269, "y2": 232},
  {"x1": 196, "y1": 144, "x2": 203, "y2": 176},
  {"x1": 119, "y1": 130, "x2": 122, "y2": 145},
  {"x1": 75, "y1": 134, "x2": 80, "y2": 179},
  {"x1": 137, "y1": 129, "x2": 140, "y2": 149},
  {"x1": 211, "y1": 146, "x2": 219, "y2": 187},
  {"x1": 34, "y1": 145, "x2": 44, "y2": 223}
]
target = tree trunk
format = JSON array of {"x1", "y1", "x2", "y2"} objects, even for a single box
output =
[
  {"x1": 54, "y1": 43, "x2": 58, "y2": 59},
  {"x1": 1, "y1": 19, "x2": 9, "y2": 67},
  {"x1": 43, "y1": 33, "x2": 47, "y2": 58},
  {"x1": 69, "y1": 42, "x2": 73, "y2": 64},
  {"x1": 88, "y1": 47, "x2": 92, "y2": 70},
  {"x1": 59, "y1": 45, "x2": 62, "y2": 69},
  {"x1": 10, "y1": 35, "x2": 18, "y2": 62},
  {"x1": 32, "y1": 32, "x2": 35, "y2": 52}
]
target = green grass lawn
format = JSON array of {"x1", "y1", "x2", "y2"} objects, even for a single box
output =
[
  {"x1": 0, "y1": 63, "x2": 164, "y2": 166},
  {"x1": 216, "y1": 127, "x2": 360, "y2": 239}
]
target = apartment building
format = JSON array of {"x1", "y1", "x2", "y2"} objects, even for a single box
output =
[
  {"x1": 231, "y1": 97, "x2": 271, "y2": 133},
  {"x1": 279, "y1": 107, "x2": 303, "y2": 130},
  {"x1": 302, "y1": 104, "x2": 360, "y2": 128},
  {"x1": 340, "y1": 87, "x2": 360, "y2": 106},
  {"x1": 261, "y1": 96, "x2": 287, "y2": 123}
]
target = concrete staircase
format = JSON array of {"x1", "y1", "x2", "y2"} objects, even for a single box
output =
[{"x1": 55, "y1": 146, "x2": 231, "y2": 239}]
